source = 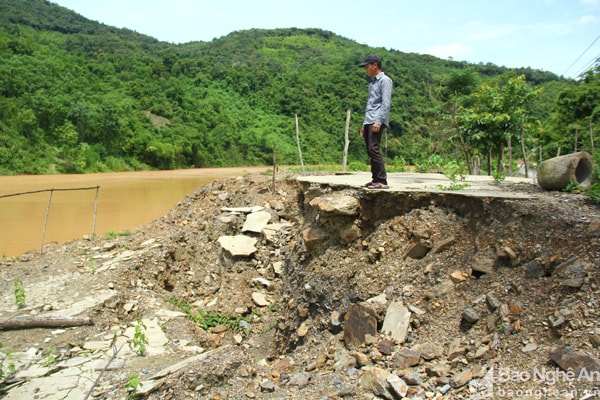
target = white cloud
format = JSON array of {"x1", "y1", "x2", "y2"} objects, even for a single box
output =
[{"x1": 580, "y1": 15, "x2": 598, "y2": 24}]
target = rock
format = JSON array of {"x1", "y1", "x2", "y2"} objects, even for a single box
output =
[
  {"x1": 330, "y1": 311, "x2": 342, "y2": 327},
  {"x1": 333, "y1": 348, "x2": 357, "y2": 372},
  {"x1": 340, "y1": 222, "x2": 361, "y2": 243},
  {"x1": 343, "y1": 303, "x2": 378, "y2": 348},
  {"x1": 272, "y1": 261, "x2": 283, "y2": 276},
  {"x1": 297, "y1": 321, "x2": 310, "y2": 337},
  {"x1": 352, "y1": 351, "x2": 371, "y2": 367},
  {"x1": 403, "y1": 370, "x2": 422, "y2": 385},
  {"x1": 449, "y1": 369, "x2": 473, "y2": 388},
  {"x1": 309, "y1": 194, "x2": 360, "y2": 216},
  {"x1": 252, "y1": 277, "x2": 272, "y2": 289},
  {"x1": 359, "y1": 367, "x2": 393, "y2": 399},
  {"x1": 447, "y1": 338, "x2": 466, "y2": 360},
  {"x1": 426, "y1": 363, "x2": 451, "y2": 377},
  {"x1": 561, "y1": 277, "x2": 584, "y2": 288},
  {"x1": 485, "y1": 292, "x2": 502, "y2": 310},
  {"x1": 412, "y1": 342, "x2": 444, "y2": 361},
  {"x1": 473, "y1": 344, "x2": 491, "y2": 359},
  {"x1": 522, "y1": 342, "x2": 538, "y2": 353},
  {"x1": 462, "y1": 306, "x2": 480, "y2": 324},
  {"x1": 470, "y1": 254, "x2": 495, "y2": 275},
  {"x1": 393, "y1": 348, "x2": 421, "y2": 369},
  {"x1": 381, "y1": 301, "x2": 411, "y2": 344},
  {"x1": 378, "y1": 339, "x2": 394, "y2": 355},
  {"x1": 450, "y1": 270, "x2": 467, "y2": 283},
  {"x1": 590, "y1": 335, "x2": 600, "y2": 348},
  {"x1": 426, "y1": 279, "x2": 454, "y2": 298},
  {"x1": 262, "y1": 221, "x2": 292, "y2": 242},
  {"x1": 251, "y1": 292, "x2": 270, "y2": 307},
  {"x1": 525, "y1": 259, "x2": 545, "y2": 279},
  {"x1": 242, "y1": 210, "x2": 272, "y2": 233},
  {"x1": 302, "y1": 227, "x2": 330, "y2": 250},
  {"x1": 495, "y1": 248, "x2": 514, "y2": 268},
  {"x1": 588, "y1": 220, "x2": 600, "y2": 237},
  {"x1": 259, "y1": 380, "x2": 276, "y2": 392},
  {"x1": 432, "y1": 235, "x2": 456, "y2": 254},
  {"x1": 217, "y1": 235, "x2": 258, "y2": 256},
  {"x1": 548, "y1": 346, "x2": 600, "y2": 375},
  {"x1": 288, "y1": 373, "x2": 310, "y2": 388},
  {"x1": 387, "y1": 373, "x2": 408, "y2": 398}
]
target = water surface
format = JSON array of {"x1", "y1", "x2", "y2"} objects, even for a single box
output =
[{"x1": 0, "y1": 167, "x2": 268, "y2": 257}]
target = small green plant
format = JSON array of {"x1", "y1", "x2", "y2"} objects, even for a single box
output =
[
  {"x1": 105, "y1": 230, "x2": 132, "y2": 239},
  {"x1": 563, "y1": 178, "x2": 580, "y2": 193},
  {"x1": 87, "y1": 255, "x2": 96, "y2": 272},
  {"x1": 42, "y1": 348, "x2": 57, "y2": 367},
  {"x1": 389, "y1": 156, "x2": 408, "y2": 172},
  {"x1": 167, "y1": 298, "x2": 253, "y2": 334},
  {"x1": 132, "y1": 320, "x2": 148, "y2": 356},
  {"x1": 0, "y1": 343, "x2": 16, "y2": 384},
  {"x1": 126, "y1": 374, "x2": 143, "y2": 399},
  {"x1": 492, "y1": 169, "x2": 506, "y2": 184},
  {"x1": 588, "y1": 182, "x2": 600, "y2": 205},
  {"x1": 438, "y1": 160, "x2": 470, "y2": 191},
  {"x1": 13, "y1": 278, "x2": 25, "y2": 308},
  {"x1": 497, "y1": 322, "x2": 506, "y2": 333}
]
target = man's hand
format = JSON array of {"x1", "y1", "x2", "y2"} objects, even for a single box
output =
[
  {"x1": 372, "y1": 124, "x2": 381, "y2": 133},
  {"x1": 360, "y1": 127, "x2": 365, "y2": 137}
]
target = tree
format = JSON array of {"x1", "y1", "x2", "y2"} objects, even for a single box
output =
[{"x1": 456, "y1": 75, "x2": 540, "y2": 174}]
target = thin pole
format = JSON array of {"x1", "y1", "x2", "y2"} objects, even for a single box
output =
[
  {"x1": 91, "y1": 186, "x2": 99, "y2": 244},
  {"x1": 342, "y1": 109, "x2": 351, "y2": 172},
  {"x1": 40, "y1": 189, "x2": 54, "y2": 254},
  {"x1": 295, "y1": 114, "x2": 305, "y2": 173},
  {"x1": 272, "y1": 145, "x2": 277, "y2": 192}
]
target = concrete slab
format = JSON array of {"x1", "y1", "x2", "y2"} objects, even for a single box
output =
[{"x1": 297, "y1": 172, "x2": 537, "y2": 200}]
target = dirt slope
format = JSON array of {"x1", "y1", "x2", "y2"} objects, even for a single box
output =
[{"x1": 1, "y1": 172, "x2": 599, "y2": 399}]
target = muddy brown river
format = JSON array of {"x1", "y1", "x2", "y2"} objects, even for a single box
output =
[{"x1": 0, "y1": 167, "x2": 269, "y2": 257}]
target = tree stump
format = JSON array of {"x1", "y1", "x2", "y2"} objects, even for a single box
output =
[{"x1": 537, "y1": 151, "x2": 596, "y2": 191}]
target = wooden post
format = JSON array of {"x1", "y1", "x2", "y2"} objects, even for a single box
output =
[
  {"x1": 272, "y1": 145, "x2": 277, "y2": 192},
  {"x1": 92, "y1": 186, "x2": 99, "y2": 244},
  {"x1": 342, "y1": 109, "x2": 351, "y2": 172},
  {"x1": 295, "y1": 114, "x2": 305, "y2": 173},
  {"x1": 519, "y1": 127, "x2": 528, "y2": 178},
  {"x1": 507, "y1": 135, "x2": 513, "y2": 176},
  {"x1": 40, "y1": 189, "x2": 54, "y2": 254}
]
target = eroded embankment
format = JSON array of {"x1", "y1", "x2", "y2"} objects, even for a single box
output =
[{"x1": 274, "y1": 180, "x2": 599, "y2": 354}]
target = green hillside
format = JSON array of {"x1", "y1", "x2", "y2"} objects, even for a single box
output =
[{"x1": 0, "y1": 0, "x2": 598, "y2": 175}]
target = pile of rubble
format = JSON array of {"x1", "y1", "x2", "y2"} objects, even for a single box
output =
[{"x1": 0, "y1": 172, "x2": 599, "y2": 399}]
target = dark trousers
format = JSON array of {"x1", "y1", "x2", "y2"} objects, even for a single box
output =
[{"x1": 363, "y1": 124, "x2": 387, "y2": 184}]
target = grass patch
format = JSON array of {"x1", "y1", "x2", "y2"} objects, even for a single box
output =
[
  {"x1": 105, "y1": 230, "x2": 132, "y2": 239},
  {"x1": 167, "y1": 298, "x2": 255, "y2": 334}
]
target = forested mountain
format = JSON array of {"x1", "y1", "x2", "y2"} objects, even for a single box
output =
[{"x1": 0, "y1": 0, "x2": 598, "y2": 175}]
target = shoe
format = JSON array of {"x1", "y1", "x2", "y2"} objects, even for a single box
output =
[
  {"x1": 367, "y1": 182, "x2": 390, "y2": 189},
  {"x1": 364, "y1": 181, "x2": 374, "y2": 187}
]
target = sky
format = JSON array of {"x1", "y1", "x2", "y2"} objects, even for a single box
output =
[{"x1": 51, "y1": 0, "x2": 600, "y2": 78}]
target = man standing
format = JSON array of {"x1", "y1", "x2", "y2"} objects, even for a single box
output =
[{"x1": 358, "y1": 54, "x2": 393, "y2": 189}]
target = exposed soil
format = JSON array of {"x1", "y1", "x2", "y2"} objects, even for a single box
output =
[{"x1": 1, "y1": 171, "x2": 600, "y2": 399}]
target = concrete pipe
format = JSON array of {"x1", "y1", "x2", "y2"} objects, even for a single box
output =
[{"x1": 537, "y1": 151, "x2": 596, "y2": 191}]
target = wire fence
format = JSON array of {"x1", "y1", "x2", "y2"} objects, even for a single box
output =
[{"x1": 0, "y1": 186, "x2": 100, "y2": 255}]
